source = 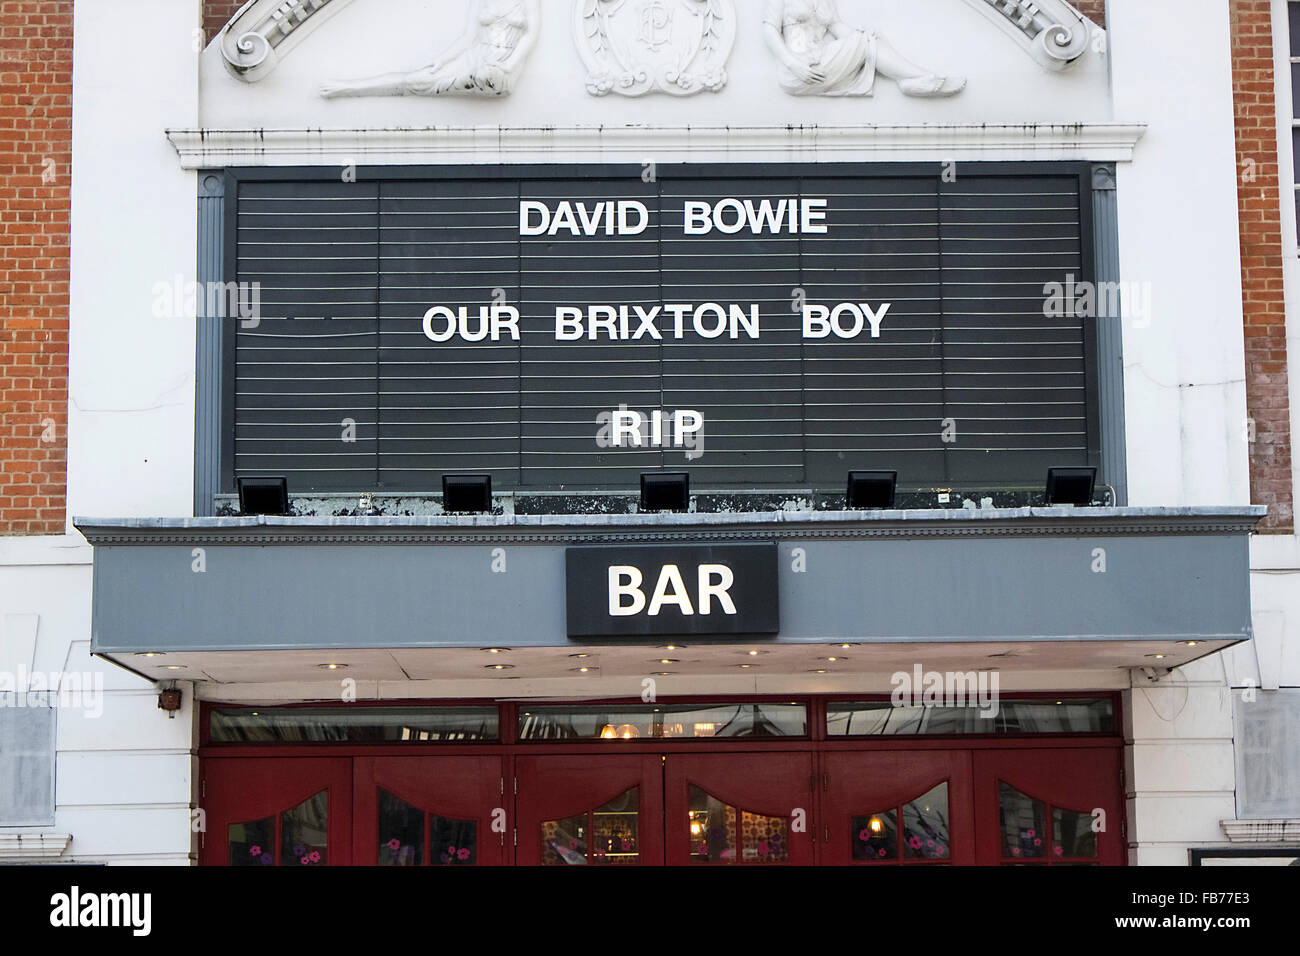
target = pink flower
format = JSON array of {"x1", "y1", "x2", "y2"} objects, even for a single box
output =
[
  {"x1": 1011, "y1": 847, "x2": 1021, "y2": 857},
  {"x1": 1053, "y1": 845, "x2": 1064, "y2": 857},
  {"x1": 457, "y1": 847, "x2": 470, "y2": 860},
  {"x1": 1027, "y1": 829, "x2": 1036, "y2": 838},
  {"x1": 387, "y1": 838, "x2": 401, "y2": 851},
  {"x1": 858, "y1": 829, "x2": 870, "y2": 842},
  {"x1": 877, "y1": 848, "x2": 887, "y2": 858},
  {"x1": 908, "y1": 836, "x2": 922, "y2": 850},
  {"x1": 621, "y1": 839, "x2": 631, "y2": 851},
  {"x1": 1033, "y1": 838, "x2": 1041, "y2": 847},
  {"x1": 308, "y1": 850, "x2": 321, "y2": 863},
  {"x1": 249, "y1": 845, "x2": 261, "y2": 856}
]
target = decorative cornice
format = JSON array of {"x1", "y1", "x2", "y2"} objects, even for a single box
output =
[
  {"x1": 74, "y1": 507, "x2": 1265, "y2": 547},
  {"x1": 163, "y1": 123, "x2": 1148, "y2": 169},
  {"x1": 1220, "y1": 819, "x2": 1300, "y2": 843},
  {"x1": 962, "y1": 0, "x2": 1098, "y2": 71},
  {"x1": 0, "y1": 832, "x2": 71, "y2": 860}
]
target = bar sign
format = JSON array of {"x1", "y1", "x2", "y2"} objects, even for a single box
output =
[{"x1": 565, "y1": 543, "x2": 779, "y2": 637}]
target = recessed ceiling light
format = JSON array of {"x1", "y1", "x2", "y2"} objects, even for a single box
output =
[
  {"x1": 653, "y1": 659, "x2": 679, "y2": 664},
  {"x1": 318, "y1": 663, "x2": 348, "y2": 670},
  {"x1": 838, "y1": 644, "x2": 853, "y2": 649},
  {"x1": 824, "y1": 656, "x2": 842, "y2": 662},
  {"x1": 1146, "y1": 654, "x2": 1167, "y2": 659},
  {"x1": 571, "y1": 666, "x2": 596, "y2": 673},
  {"x1": 651, "y1": 671, "x2": 674, "y2": 676},
  {"x1": 809, "y1": 669, "x2": 828, "y2": 674},
  {"x1": 484, "y1": 663, "x2": 514, "y2": 671},
  {"x1": 481, "y1": 647, "x2": 511, "y2": 654},
  {"x1": 662, "y1": 644, "x2": 686, "y2": 651},
  {"x1": 569, "y1": 653, "x2": 591, "y2": 658},
  {"x1": 135, "y1": 652, "x2": 165, "y2": 658},
  {"x1": 1180, "y1": 641, "x2": 1199, "y2": 646},
  {"x1": 163, "y1": 665, "x2": 185, "y2": 670},
  {"x1": 739, "y1": 664, "x2": 757, "y2": 669},
  {"x1": 747, "y1": 650, "x2": 761, "y2": 656}
]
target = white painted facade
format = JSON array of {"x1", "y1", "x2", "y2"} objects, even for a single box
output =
[{"x1": 0, "y1": 0, "x2": 1294, "y2": 865}]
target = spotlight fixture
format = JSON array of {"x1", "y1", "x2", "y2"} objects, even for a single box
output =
[
  {"x1": 1044, "y1": 467, "x2": 1097, "y2": 507},
  {"x1": 640, "y1": 472, "x2": 690, "y2": 512},
  {"x1": 846, "y1": 470, "x2": 897, "y2": 509},
  {"x1": 484, "y1": 663, "x2": 514, "y2": 671},
  {"x1": 442, "y1": 474, "x2": 492, "y2": 513},
  {"x1": 237, "y1": 475, "x2": 290, "y2": 515},
  {"x1": 317, "y1": 663, "x2": 348, "y2": 670},
  {"x1": 481, "y1": 647, "x2": 511, "y2": 654}
]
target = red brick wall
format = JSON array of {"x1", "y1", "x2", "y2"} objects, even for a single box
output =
[
  {"x1": 1074, "y1": 0, "x2": 1106, "y2": 28},
  {"x1": 0, "y1": 1, "x2": 72, "y2": 535},
  {"x1": 204, "y1": 1, "x2": 245, "y2": 45},
  {"x1": 1232, "y1": 0, "x2": 1295, "y2": 533}
]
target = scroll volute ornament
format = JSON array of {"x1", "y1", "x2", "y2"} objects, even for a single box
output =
[
  {"x1": 575, "y1": 0, "x2": 737, "y2": 97},
  {"x1": 962, "y1": 0, "x2": 1097, "y2": 71},
  {"x1": 220, "y1": 0, "x2": 354, "y2": 82}
]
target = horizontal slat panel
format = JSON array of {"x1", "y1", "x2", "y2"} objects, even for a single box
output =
[{"x1": 232, "y1": 171, "x2": 1091, "y2": 491}]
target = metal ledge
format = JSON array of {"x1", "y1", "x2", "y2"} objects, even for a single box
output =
[{"x1": 75, "y1": 507, "x2": 1266, "y2": 546}]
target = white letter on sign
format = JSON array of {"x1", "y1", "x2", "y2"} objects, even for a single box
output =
[
  {"x1": 519, "y1": 200, "x2": 549, "y2": 236},
  {"x1": 697, "y1": 564, "x2": 737, "y2": 615},
  {"x1": 648, "y1": 564, "x2": 694, "y2": 616},
  {"x1": 803, "y1": 305, "x2": 831, "y2": 339},
  {"x1": 609, "y1": 566, "x2": 645, "y2": 616},
  {"x1": 683, "y1": 201, "x2": 712, "y2": 235},
  {"x1": 422, "y1": 306, "x2": 457, "y2": 342}
]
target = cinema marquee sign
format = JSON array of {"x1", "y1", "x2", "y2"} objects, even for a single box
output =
[{"x1": 565, "y1": 543, "x2": 779, "y2": 637}]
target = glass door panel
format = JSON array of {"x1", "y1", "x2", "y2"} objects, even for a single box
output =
[
  {"x1": 821, "y1": 750, "x2": 975, "y2": 865},
  {"x1": 973, "y1": 748, "x2": 1123, "y2": 866},
  {"x1": 203, "y1": 757, "x2": 353, "y2": 866},
  {"x1": 352, "y1": 756, "x2": 505, "y2": 865},
  {"x1": 664, "y1": 753, "x2": 813, "y2": 865},
  {"x1": 515, "y1": 755, "x2": 664, "y2": 866}
]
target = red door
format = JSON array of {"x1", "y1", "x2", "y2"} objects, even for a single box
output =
[
  {"x1": 352, "y1": 756, "x2": 506, "y2": 865},
  {"x1": 515, "y1": 755, "x2": 665, "y2": 865},
  {"x1": 663, "y1": 753, "x2": 814, "y2": 865},
  {"x1": 973, "y1": 748, "x2": 1124, "y2": 865},
  {"x1": 820, "y1": 750, "x2": 975, "y2": 865},
  {"x1": 203, "y1": 757, "x2": 353, "y2": 866}
]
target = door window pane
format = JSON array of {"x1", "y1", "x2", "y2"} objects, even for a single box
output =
[
  {"x1": 902, "y1": 783, "x2": 950, "y2": 860},
  {"x1": 689, "y1": 786, "x2": 738, "y2": 862},
  {"x1": 229, "y1": 816, "x2": 275, "y2": 866},
  {"x1": 432, "y1": 816, "x2": 477, "y2": 864},
  {"x1": 378, "y1": 789, "x2": 424, "y2": 865},
  {"x1": 852, "y1": 810, "x2": 898, "y2": 861},
  {"x1": 999, "y1": 782, "x2": 1046, "y2": 860},
  {"x1": 1052, "y1": 806, "x2": 1097, "y2": 859},
  {"x1": 592, "y1": 789, "x2": 638, "y2": 865},
  {"x1": 740, "y1": 809, "x2": 788, "y2": 863},
  {"x1": 542, "y1": 813, "x2": 588, "y2": 865},
  {"x1": 281, "y1": 791, "x2": 329, "y2": 865}
]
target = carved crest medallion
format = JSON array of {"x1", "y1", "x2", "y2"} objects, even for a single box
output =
[{"x1": 575, "y1": 0, "x2": 736, "y2": 97}]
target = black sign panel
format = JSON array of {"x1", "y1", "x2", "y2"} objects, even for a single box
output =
[
  {"x1": 565, "y1": 543, "x2": 779, "y2": 637},
  {"x1": 228, "y1": 164, "x2": 1096, "y2": 492}
]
